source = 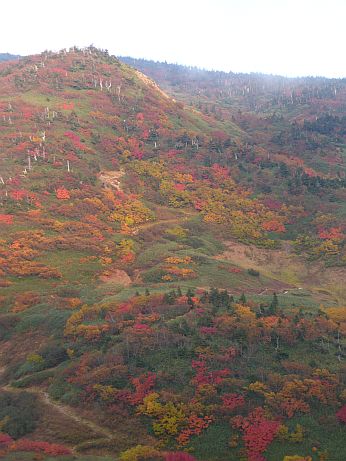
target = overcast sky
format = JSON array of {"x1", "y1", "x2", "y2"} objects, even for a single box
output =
[{"x1": 2, "y1": 0, "x2": 345, "y2": 78}]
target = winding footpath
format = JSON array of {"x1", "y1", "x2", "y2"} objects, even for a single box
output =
[{"x1": 0, "y1": 375, "x2": 114, "y2": 451}]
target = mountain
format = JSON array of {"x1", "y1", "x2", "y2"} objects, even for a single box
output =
[
  {"x1": 0, "y1": 53, "x2": 20, "y2": 62},
  {"x1": 0, "y1": 47, "x2": 345, "y2": 461},
  {"x1": 120, "y1": 57, "x2": 346, "y2": 176}
]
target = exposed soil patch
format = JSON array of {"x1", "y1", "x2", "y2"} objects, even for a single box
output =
[
  {"x1": 99, "y1": 269, "x2": 132, "y2": 286},
  {"x1": 217, "y1": 240, "x2": 345, "y2": 304},
  {"x1": 98, "y1": 170, "x2": 124, "y2": 191},
  {"x1": 135, "y1": 70, "x2": 172, "y2": 100}
]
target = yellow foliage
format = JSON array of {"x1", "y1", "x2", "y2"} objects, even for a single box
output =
[
  {"x1": 229, "y1": 434, "x2": 239, "y2": 448},
  {"x1": 138, "y1": 392, "x2": 187, "y2": 438},
  {"x1": 27, "y1": 353, "x2": 44, "y2": 364},
  {"x1": 93, "y1": 384, "x2": 118, "y2": 401},
  {"x1": 119, "y1": 444, "x2": 162, "y2": 461},
  {"x1": 165, "y1": 256, "x2": 192, "y2": 265},
  {"x1": 323, "y1": 307, "x2": 346, "y2": 323},
  {"x1": 339, "y1": 389, "x2": 346, "y2": 401},
  {"x1": 174, "y1": 173, "x2": 194, "y2": 183},
  {"x1": 112, "y1": 198, "x2": 154, "y2": 228},
  {"x1": 138, "y1": 393, "x2": 163, "y2": 417},
  {"x1": 234, "y1": 303, "x2": 257, "y2": 321},
  {"x1": 166, "y1": 226, "x2": 188, "y2": 240},
  {"x1": 131, "y1": 160, "x2": 167, "y2": 180},
  {"x1": 248, "y1": 381, "x2": 268, "y2": 394},
  {"x1": 283, "y1": 457, "x2": 312, "y2": 461},
  {"x1": 100, "y1": 256, "x2": 113, "y2": 265},
  {"x1": 277, "y1": 424, "x2": 290, "y2": 441},
  {"x1": 67, "y1": 348, "x2": 74, "y2": 358},
  {"x1": 314, "y1": 240, "x2": 340, "y2": 256},
  {"x1": 65, "y1": 297, "x2": 82, "y2": 309},
  {"x1": 118, "y1": 239, "x2": 135, "y2": 252},
  {"x1": 290, "y1": 424, "x2": 304, "y2": 443}
]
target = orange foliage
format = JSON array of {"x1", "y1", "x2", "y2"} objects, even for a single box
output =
[{"x1": 56, "y1": 187, "x2": 70, "y2": 200}]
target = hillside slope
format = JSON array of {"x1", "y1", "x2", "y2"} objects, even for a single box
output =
[{"x1": 0, "y1": 48, "x2": 345, "y2": 461}]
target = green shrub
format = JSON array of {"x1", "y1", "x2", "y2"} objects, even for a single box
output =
[
  {"x1": 142, "y1": 267, "x2": 167, "y2": 283},
  {"x1": 12, "y1": 369, "x2": 56, "y2": 388},
  {"x1": 0, "y1": 391, "x2": 40, "y2": 438}
]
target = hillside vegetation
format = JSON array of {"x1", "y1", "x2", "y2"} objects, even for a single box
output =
[{"x1": 0, "y1": 47, "x2": 345, "y2": 461}]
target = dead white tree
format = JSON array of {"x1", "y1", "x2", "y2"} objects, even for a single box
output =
[
  {"x1": 117, "y1": 85, "x2": 122, "y2": 102},
  {"x1": 105, "y1": 80, "x2": 112, "y2": 92}
]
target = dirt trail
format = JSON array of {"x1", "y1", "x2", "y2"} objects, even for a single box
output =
[
  {"x1": 1, "y1": 383, "x2": 113, "y2": 440},
  {"x1": 133, "y1": 217, "x2": 189, "y2": 233},
  {"x1": 133, "y1": 209, "x2": 195, "y2": 234}
]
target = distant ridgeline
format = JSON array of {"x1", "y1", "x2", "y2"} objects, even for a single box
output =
[{"x1": 0, "y1": 53, "x2": 21, "y2": 62}]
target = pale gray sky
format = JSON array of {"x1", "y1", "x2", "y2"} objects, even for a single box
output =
[{"x1": 2, "y1": 0, "x2": 346, "y2": 77}]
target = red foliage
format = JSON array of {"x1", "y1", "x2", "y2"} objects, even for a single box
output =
[
  {"x1": 128, "y1": 372, "x2": 156, "y2": 405},
  {"x1": 165, "y1": 453, "x2": 197, "y2": 461},
  {"x1": 199, "y1": 326, "x2": 218, "y2": 335},
  {"x1": 229, "y1": 267, "x2": 242, "y2": 273},
  {"x1": 50, "y1": 67, "x2": 67, "y2": 76},
  {"x1": 211, "y1": 163, "x2": 230, "y2": 179},
  {"x1": 141, "y1": 129, "x2": 149, "y2": 139},
  {"x1": 0, "y1": 214, "x2": 14, "y2": 225},
  {"x1": 60, "y1": 102, "x2": 74, "y2": 110},
  {"x1": 318, "y1": 227, "x2": 343, "y2": 240},
  {"x1": 128, "y1": 137, "x2": 144, "y2": 159},
  {"x1": 10, "y1": 189, "x2": 27, "y2": 201},
  {"x1": 167, "y1": 149, "x2": 180, "y2": 158},
  {"x1": 262, "y1": 220, "x2": 286, "y2": 233},
  {"x1": 336, "y1": 404, "x2": 346, "y2": 424},
  {"x1": 11, "y1": 439, "x2": 71, "y2": 456},
  {"x1": 133, "y1": 323, "x2": 152, "y2": 332},
  {"x1": 7, "y1": 177, "x2": 21, "y2": 186},
  {"x1": 262, "y1": 198, "x2": 282, "y2": 211},
  {"x1": 174, "y1": 183, "x2": 186, "y2": 191},
  {"x1": 222, "y1": 393, "x2": 245, "y2": 412},
  {"x1": 232, "y1": 407, "x2": 280, "y2": 461},
  {"x1": 193, "y1": 199, "x2": 206, "y2": 211},
  {"x1": 177, "y1": 414, "x2": 213, "y2": 446},
  {"x1": 304, "y1": 167, "x2": 318, "y2": 177},
  {"x1": 64, "y1": 131, "x2": 80, "y2": 143},
  {"x1": 120, "y1": 252, "x2": 136, "y2": 263},
  {"x1": 64, "y1": 131, "x2": 88, "y2": 151},
  {"x1": 0, "y1": 433, "x2": 13, "y2": 448},
  {"x1": 191, "y1": 359, "x2": 230, "y2": 388},
  {"x1": 210, "y1": 130, "x2": 229, "y2": 143}
]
